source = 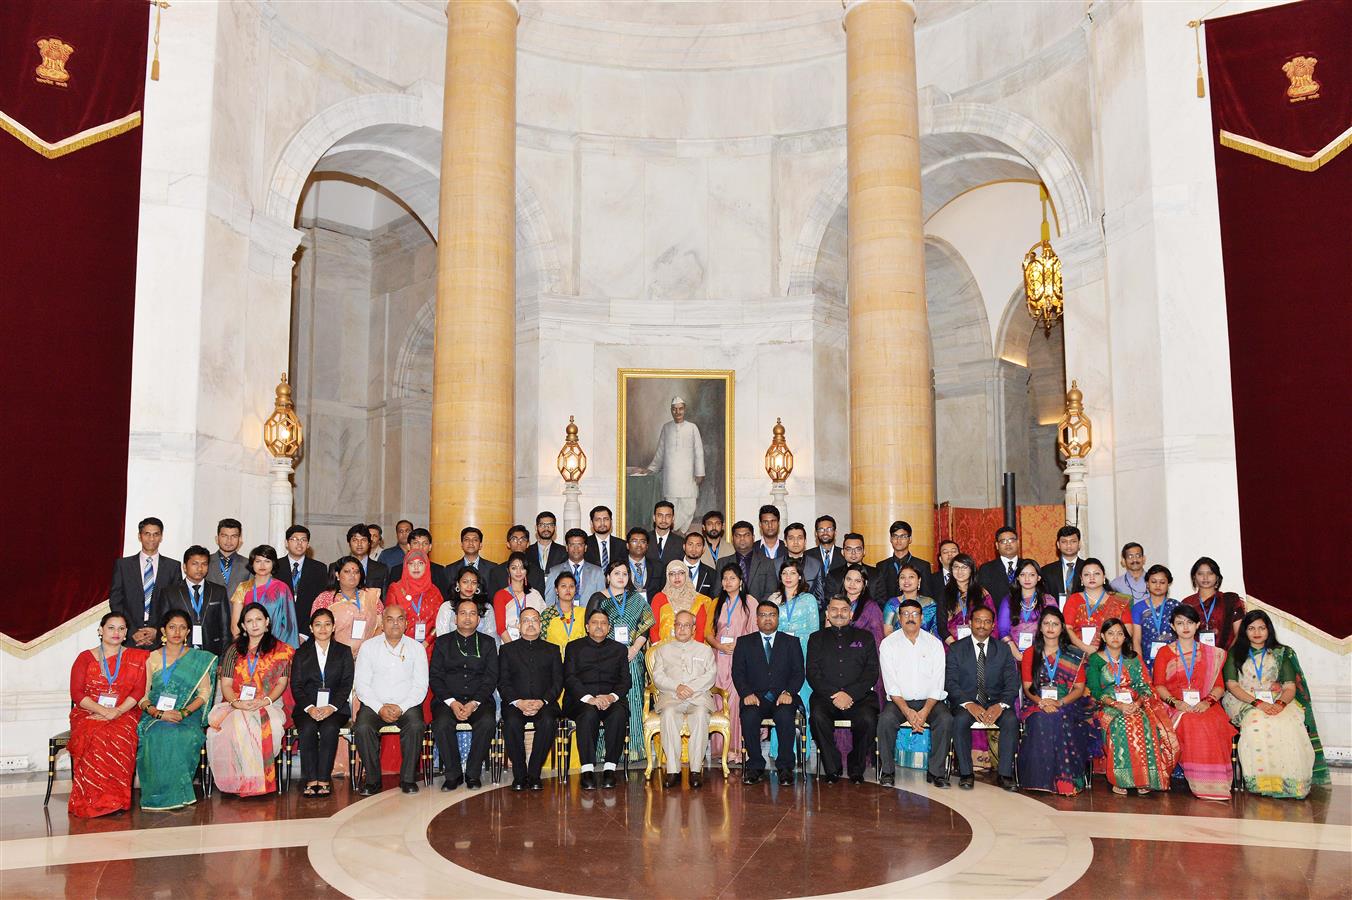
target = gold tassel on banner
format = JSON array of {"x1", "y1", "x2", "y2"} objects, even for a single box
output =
[
  {"x1": 150, "y1": 1, "x2": 170, "y2": 82},
  {"x1": 1188, "y1": 19, "x2": 1205, "y2": 98}
]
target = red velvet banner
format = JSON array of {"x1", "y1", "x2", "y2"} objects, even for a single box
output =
[
  {"x1": 0, "y1": 0, "x2": 149, "y2": 644},
  {"x1": 1206, "y1": 2, "x2": 1352, "y2": 637}
]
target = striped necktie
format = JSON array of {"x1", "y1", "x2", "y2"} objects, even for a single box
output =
[
  {"x1": 600, "y1": 540, "x2": 609, "y2": 569},
  {"x1": 142, "y1": 557, "x2": 155, "y2": 619}
]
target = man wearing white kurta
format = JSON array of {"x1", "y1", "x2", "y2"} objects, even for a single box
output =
[
  {"x1": 645, "y1": 397, "x2": 706, "y2": 533},
  {"x1": 650, "y1": 610, "x2": 718, "y2": 788}
]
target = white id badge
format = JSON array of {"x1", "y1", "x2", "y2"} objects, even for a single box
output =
[
  {"x1": 720, "y1": 635, "x2": 735, "y2": 644},
  {"x1": 1199, "y1": 631, "x2": 1216, "y2": 646},
  {"x1": 614, "y1": 625, "x2": 630, "y2": 644},
  {"x1": 1017, "y1": 633, "x2": 1033, "y2": 650},
  {"x1": 350, "y1": 619, "x2": 366, "y2": 640},
  {"x1": 1183, "y1": 690, "x2": 1201, "y2": 706},
  {"x1": 192, "y1": 625, "x2": 203, "y2": 646},
  {"x1": 1041, "y1": 687, "x2": 1059, "y2": 701},
  {"x1": 155, "y1": 694, "x2": 177, "y2": 712},
  {"x1": 238, "y1": 685, "x2": 257, "y2": 701},
  {"x1": 1057, "y1": 593, "x2": 1067, "y2": 609},
  {"x1": 957, "y1": 626, "x2": 972, "y2": 640},
  {"x1": 414, "y1": 622, "x2": 427, "y2": 642},
  {"x1": 1080, "y1": 626, "x2": 1097, "y2": 644},
  {"x1": 97, "y1": 694, "x2": 118, "y2": 708},
  {"x1": 507, "y1": 625, "x2": 520, "y2": 640},
  {"x1": 1150, "y1": 641, "x2": 1165, "y2": 660},
  {"x1": 316, "y1": 690, "x2": 331, "y2": 708},
  {"x1": 1115, "y1": 690, "x2": 1133, "y2": 704},
  {"x1": 1254, "y1": 690, "x2": 1275, "y2": 704}
]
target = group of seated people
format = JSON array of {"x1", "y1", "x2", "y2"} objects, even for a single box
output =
[{"x1": 65, "y1": 508, "x2": 1329, "y2": 817}]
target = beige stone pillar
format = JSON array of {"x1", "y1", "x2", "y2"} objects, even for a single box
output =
[
  {"x1": 430, "y1": 0, "x2": 518, "y2": 564},
  {"x1": 843, "y1": 0, "x2": 934, "y2": 561}
]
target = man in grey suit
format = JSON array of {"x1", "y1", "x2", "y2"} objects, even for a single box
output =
[
  {"x1": 108, "y1": 516, "x2": 181, "y2": 649},
  {"x1": 206, "y1": 517, "x2": 249, "y2": 602},
  {"x1": 727, "y1": 521, "x2": 779, "y2": 602},
  {"x1": 547, "y1": 528, "x2": 605, "y2": 609}
]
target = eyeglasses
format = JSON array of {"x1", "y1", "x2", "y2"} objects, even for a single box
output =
[
  {"x1": 899, "y1": 612, "x2": 921, "y2": 620},
  {"x1": 996, "y1": 537, "x2": 1018, "y2": 545}
]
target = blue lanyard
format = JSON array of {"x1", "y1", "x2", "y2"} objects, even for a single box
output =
[
  {"x1": 610, "y1": 590, "x2": 628, "y2": 620},
  {"x1": 1248, "y1": 647, "x2": 1269, "y2": 682},
  {"x1": 1020, "y1": 594, "x2": 1038, "y2": 623},
  {"x1": 250, "y1": 579, "x2": 271, "y2": 608},
  {"x1": 561, "y1": 607, "x2": 578, "y2": 640},
  {"x1": 339, "y1": 590, "x2": 361, "y2": 612},
  {"x1": 246, "y1": 650, "x2": 260, "y2": 681},
  {"x1": 99, "y1": 646, "x2": 124, "y2": 686},
  {"x1": 1042, "y1": 649, "x2": 1060, "y2": 685},
  {"x1": 1178, "y1": 641, "x2": 1199, "y2": 685},
  {"x1": 1083, "y1": 589, "x2": 1106, "y2": 621},
  {"x1": 785, "y1": 591, "x2": 802, "y2": 623},
  {"x1": 408, "y1": 592, "x2": 423, "y2": 618},
  {"x1": 1200, "y1": 594, "x2": 1218, "y2": 628},
  {"x1": 724, "y1": 595, "x2": 739, "y2": 629},
  {"x1": 511, "y1": 590, "x2": 526, "y2": 619},
  {"x1": 189, "y1": 583, "x2": 205, "y2": 618},
  {"x1": 1106, "y1": 652, "x2": 1124, "y2": 687},
  {"x1": 161, "y1": 647, "x2": 183, "y2": 685},
  {"x1": 1148, "y1": 597, "x2": 1168, "y2": 638}
]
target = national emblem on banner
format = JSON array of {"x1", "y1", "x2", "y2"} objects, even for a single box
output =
[
  {"x1": 34, "y1": 37, "x2": 74, "y2": 87},
  {"x1": 1282, "y1": 55, "x2": 1320, "y2": 102}
]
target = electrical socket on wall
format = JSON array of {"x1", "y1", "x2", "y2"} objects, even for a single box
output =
[{"x1": 0, "y1": 756, "x2": 29, "y2": 772}]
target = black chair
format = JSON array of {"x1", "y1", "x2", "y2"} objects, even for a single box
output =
[
  {"x1": 554, "y1": 717, "x2": 629, "y2": 783},
  {"x1": 349, "y1": 725, "x2": 434, "y2": 786},
  {"x1": 492, "y1": 718, "x2": 567, "y2": 785},
  {"x1": 758, "y1": 709, "x2": 808, "y2": 774},
  {"x1": 814, "y1": 719, "x2": 876, "y2": 777},
  {"x1": 43, "y1": 729, "x2": 71, "y2": 807}
]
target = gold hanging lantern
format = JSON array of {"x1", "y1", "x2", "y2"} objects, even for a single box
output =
[
  {"x1": 556, "y1": 416, "x2": 587, "y2": 484},
  {"x1": 1023, "y1": 184, "x2": 1063, "y2": 334},
  {"x1": 764, "y1": 418, "x2": 794, "y2": 483},
  {"x1": 1056, "y1": 380, "x2": 1093, "y2": 459},
  {"x1": 263, "y1": 373, "x2": 304, "y2": 459}
]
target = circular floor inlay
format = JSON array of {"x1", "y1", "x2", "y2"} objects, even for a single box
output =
[{"x1": 428, "y1": 777, "x2": 972, "y2": 899}]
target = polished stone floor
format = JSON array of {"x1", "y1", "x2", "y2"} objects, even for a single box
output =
[{"x1": 2, "y1": 767, "x2": 1348, "y2": 898}]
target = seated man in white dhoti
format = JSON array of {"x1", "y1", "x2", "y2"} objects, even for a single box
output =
[{"x1": 644, "y1": 397, "x2": 706, "y2": 533}]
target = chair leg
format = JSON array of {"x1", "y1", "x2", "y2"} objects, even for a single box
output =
[{"x1": 44, "y1": 740, "x2": 57, "y2": 807}]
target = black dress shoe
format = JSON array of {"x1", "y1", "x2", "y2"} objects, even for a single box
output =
[
  {"x1": 512, "y1": 779, "x2": 527, "y2": 791},
  {"x1": 849, "y1": 773, "x2": 865, "y2": 784},
  {"x1": 664, "y1": 773, "x2": 681, "y2": 789},
  {"x1": 959, "y1": 775, "x2": 975, "y2": 789},
  {"x1": 358, "y1": 783, "x2": 379, "y2": 796},
  {"x1": 924, "y1": 771, "x2": 935, "y2": 784},
  {"x1": 879, "y1": 772, "x2": 895, "y2": 787},
  {"x1": 601, "y1": 771, "x2": 616, "y2": 789},
  {"x1": 777, "y1": 769, "x2": 793, "y2": 786},
  {"x1": 580, "y1": 772, "x2": 596, "y2": 790},
  {"x1": 743, "y1": 769, "x2": 764, "y2": 785},
  {"x1": 400, "y1": 782, "x2": 419, "y2": 794},
  {"x1": 688, "y1": 772, "x2": 703, "y2": 789},
  {"x1": 1000, "y1": 775, "x2": 1018, "y2": 791},
  {"x1": 530, "y1": 777, "x2": 544, "y2": 791},
  {"x1": 441, "y1": 776, "x2": 463, "y2": 792},
  {"x1": 466, "y1": 778, "x2": 482, "y2": 790},
  {"x1": 932, "y1": 776, "x2": 950, "y2": 789},
  {"x1": 822, "y1": 773, "x2": 840, "y2": 784}
]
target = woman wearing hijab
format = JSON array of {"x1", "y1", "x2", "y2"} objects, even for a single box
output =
[
  {"x1": 649, "y1": 559, "x2": 714, "y2": 644},
  {"x1": 386, "y1": 549, "x2": 443, "y2": 660}
]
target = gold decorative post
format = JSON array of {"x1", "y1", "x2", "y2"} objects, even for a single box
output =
[
  {"x1": 843, "y1": 0, "x2": 934, "y2": 560},
  {"x1": 264, "y1": 373, "x2": 304, "y2": 549},
  {"x1": 1057, "y1": 380, "x2": 1093, "y2": 537},
  {"x1": 557, "y1": 416, "x2": 587, "y2": 531},
  {"x1": 429, "y1": 0, "x2": 519, "y2": 564},
  {"x1": 764, "y1": 418, "x2": 794, "y2": 523}
]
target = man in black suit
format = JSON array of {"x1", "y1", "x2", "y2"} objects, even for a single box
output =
[
  {"x1": 699, "y1": 510, "x2": 732, "y2": 569},
  {"x1": 430, "y1": 597, "x2": 499, "y2": 791},
  {"x1": 806, "y1": 596, "x2": 880, "y2": 783},
  {"x1": 109, "y1": 516, "x2": 181, "y2": 649},
  {"x1": 624, "y1": 527, "x2": 661, "y2": 599},
  {"x1": 445, "y1": 526, "x2": 500, "y2": 608},
  {"x1": 732, "y1": 600, "x2": 804, "y2": 785},
  {"x1": 584, "y1": 505, "x2": 627, "y2": 571},
  {"x1": 387, "y1": 528, "x2": 454, "y2": 600},
  {"x1": 752, "y1": 505, "x2": 789, "y2": 564},
  {"x1": 1039, "y1": 525, "x2": 1085, "y2": 604},
  {"x1": 923, "y1": 540, "x2": 960, "y2": 601},
  {"x1": 344, "y1": 523, "x2": 389, "y2": 592},
  {"x1": 563, "y1": 608, "x2": 632, "y2": 790},
  {"x1": 498, "y1": 606, "x2": 564, "y2": 790},
  {"x1": 206, "y1": 517, "x2": 249, "y2": 602},
  {"x1": 812, "y1": 515, "x2": 847, "y2": 606},
  {"x1": 280, "y1": 525, "x2": 329, "y2": 638},
  {"x1": 783, "y1": 523, "x2": 826, "y2": 601},
  {"x1": 679, "y1": 532, "x2": 720, "y2": 598},
  {"x1": 839, "y1": 533, "x2": 878, "y2": 602},
  {"x1": 873, "y1": 520, "x2": 934, "y2": 602},
  {"x1": 646, "y1": 500, "x2": 684, "y2": 569},
  {"x1": 977, "y1": 526, "x2": 1034, "y2": 604},
  {"x1": 945, "y1": 605, "x2": 1019, "y2": 790},
  {"x1": 163, "y1": 545, "x2": 231, "y2": 657},
  {"x1": 727, "y1": 520, "x2": 780, "y2": 603},
  {"x1": 526, "y1": 512, "x2": 567, "y2": 595}
]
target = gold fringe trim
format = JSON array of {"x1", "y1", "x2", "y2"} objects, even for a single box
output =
[
  {"x1": 0, "y1": 602, "x2": 109, "y2": 659},
  {"x1": 1245, "y1": 594, "x2": 1352, "y2": 655},
  {"x1": 1219, "y1": 125, "x2": 1352, "y2": 172},
  {"x1": 0, "y1": 110, "x2": 142, "y2": 160}
]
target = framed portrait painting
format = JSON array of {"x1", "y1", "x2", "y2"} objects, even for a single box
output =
[{"x1": 618, "y1": 369, "x2": 734, "y2": 536}]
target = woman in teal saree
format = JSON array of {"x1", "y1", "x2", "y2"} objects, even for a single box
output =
[{"x1": 136, "y1": 610, "x2": 218, "y2": 810}]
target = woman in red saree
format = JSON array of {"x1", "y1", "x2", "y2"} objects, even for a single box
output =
[
  {"x1": 1152, "y1": 603, "x2": 1235, "y2": 800},
  {"x1": 206, "y1": 602, "x2": 293, "y2": 796},
  {"x1": 1062, "y1": 558, "x2": 1133, "y2": 656},
  {"x1": 68, "y1": 612, "x2": 149, "y2": 817}
]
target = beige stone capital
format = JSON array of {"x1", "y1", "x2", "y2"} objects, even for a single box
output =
[
  {"x1": 842, "y1": 0, "x2": 916, "y2": 28},
  {"x1": 445, "y1": 0, "x2": 519, "y2": 22}
]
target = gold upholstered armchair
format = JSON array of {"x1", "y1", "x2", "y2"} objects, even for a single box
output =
[{"x1": 642, "y1": 645, "x2": 731, "y2": 778}]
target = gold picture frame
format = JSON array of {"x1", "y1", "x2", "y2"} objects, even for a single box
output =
[{"x1": 617, "y1": 368, "x2": 734, "y2": 536}]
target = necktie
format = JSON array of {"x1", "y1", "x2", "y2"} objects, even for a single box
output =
[
  {"x1": 1007, "y1": 560, "x2": 1016, "y2": 583},
  {"x1": 142, "y1": 558, "x2": 155, "y2": 619},
  {"x1": 658, "y1": 536, "x2": 665, "y2": 557},
  {"x1": 292, "y1": 561, "x2": 302, "y2": 593},
  {"x1": 976, "y1": 641, "x2": 988, "y2": 705},
  {"x1": 191, "y1": 585, "x2": 202, "y2": 627},
  {"x1": 944, "y1": 570, "x2": 951, "y2": 585},
  {"x1": 763, "y1": 634, "x2": 773, "y2": 663},
  {"x1": 635, "y1": 562, "x2": 645, "y2": 589},
  {"x1": 689, "y1": 564, "x2": 698, "y2": 585},
  {"x1": 1065, "y1": 562, "x2": 1074, "y2": 590},
  {"x1": 600, "y1": 540, "x2": 609, "y2": 569},
  {"x1": 572, "y1": 564, "x2": 581, "y2": 584},
  {"x1": 824, "y1": 548, "x2": 832, "y2": 569}
]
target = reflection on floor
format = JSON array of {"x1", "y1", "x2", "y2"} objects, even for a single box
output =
[{"x1": 1, "y1": 768, "x2": 1347, "y2": 899}]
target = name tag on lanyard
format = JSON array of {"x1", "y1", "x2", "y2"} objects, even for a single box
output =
[
  {"x1": 97, "y1": 694, "x2": 118, "y2": 708},
  {"x1": 1017, "y1": 633, "x2": 1033, "y2": 650},
  {"x1": 1182, "y1": 690, "x2": 1201, "y2": 706},
  {"x1": 192, "y1": 625, "x2": 203, "y2": 647},
  {"x1": 239, "y1": 685, "x2": 257, "y2": 701},
  {"x1": 1198, "y1": 631, "x2": 1216, "y2": 646},
  {"x1": 316, "y1": 690, "x2": 331, "y2": 708},
  {"x1": 351, "y1": 619, "x2": 366, "y2": 640},
  {"x1": 1114, "y1": 690, "x2": 1132, "y2": 704},
  {"x1": 414, "y1": 622, "x2": 427, "y2": 642},
  {"x1": 156, "y1": 694, "x2": 177, "y2": 712},
  {"x1": 1040, "y1": 687, "x2": 1058, "y2": 701},
  {"x1": 614, "y1": 625, "x2": 630, "y2": 644}
]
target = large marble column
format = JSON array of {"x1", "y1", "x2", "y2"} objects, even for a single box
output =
[
  {"x1": 843, "y1": 0, "x2": 934, "y2": 559},
  {"x1": 430, "y1": 0, "x2": 518, "y2": 563}
]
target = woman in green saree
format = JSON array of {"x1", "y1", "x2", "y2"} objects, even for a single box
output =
[
  {"x1": 1087, "y1": 617, "x2": 1179, "y2": 795},
  {"x1": 136, "y1": 609, "x2": 217, "y2": 810}
]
